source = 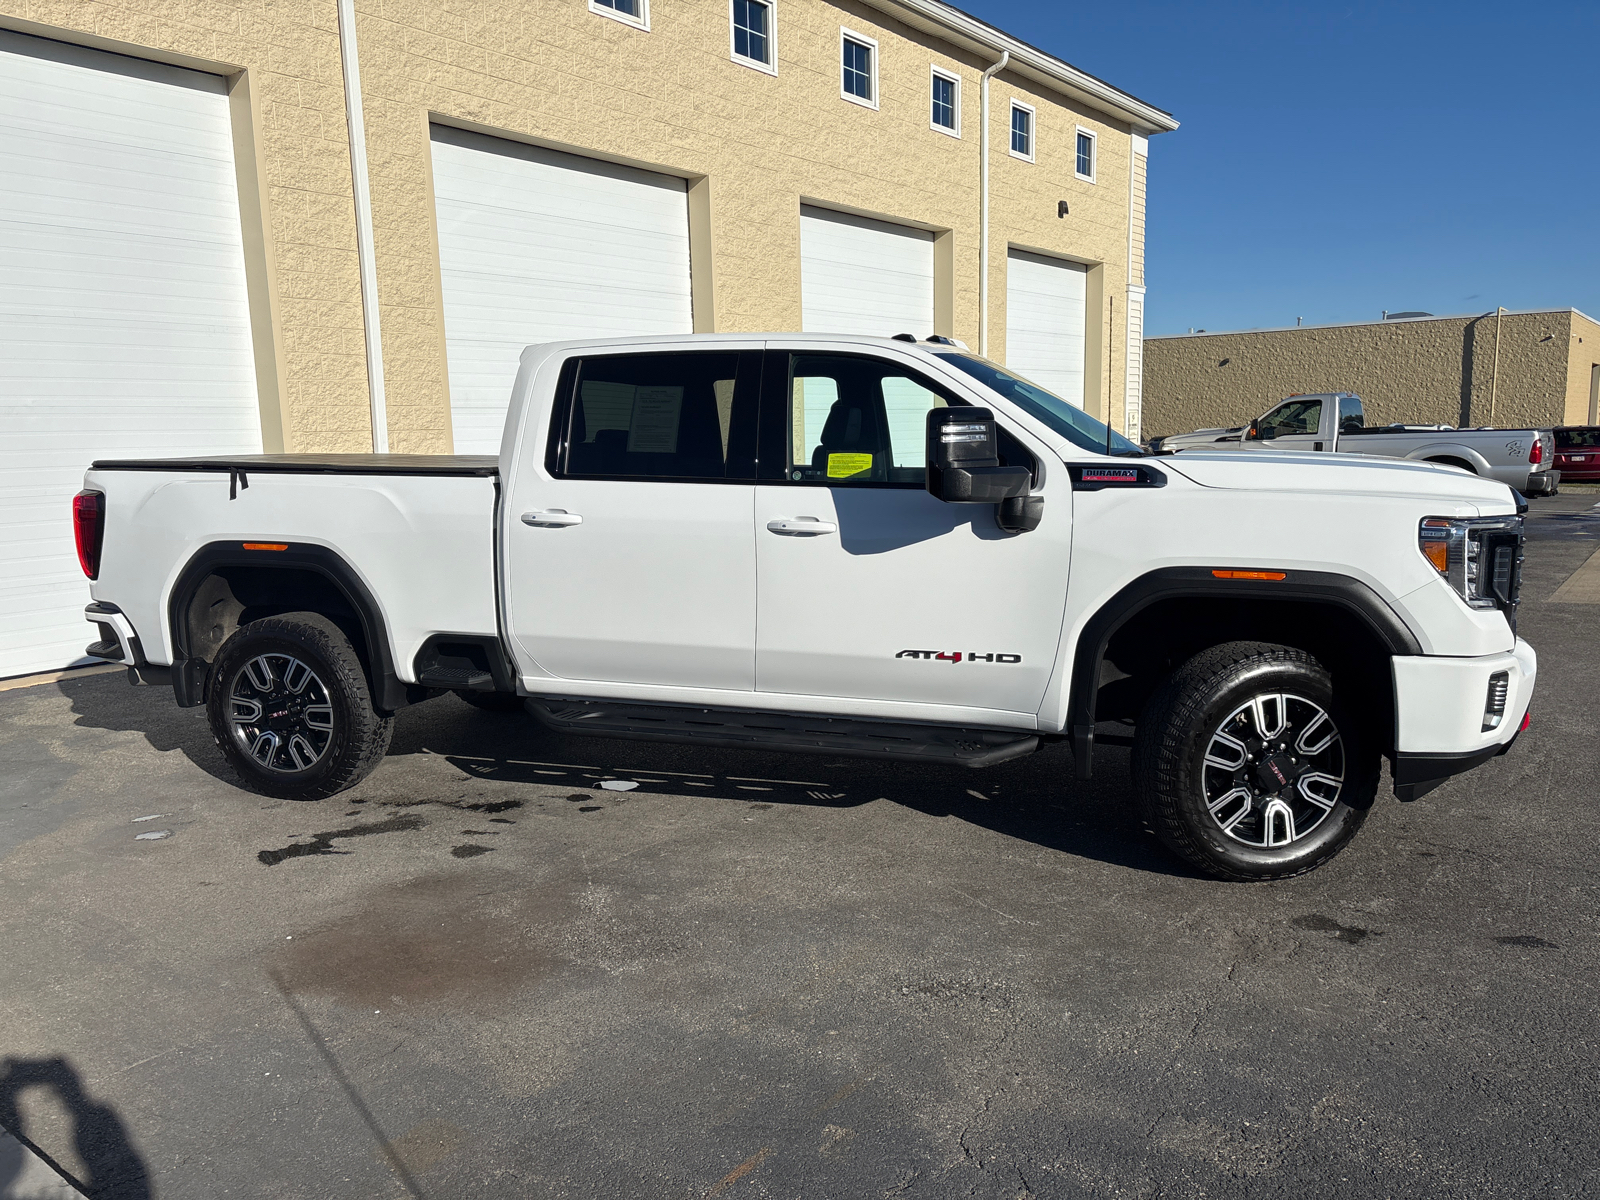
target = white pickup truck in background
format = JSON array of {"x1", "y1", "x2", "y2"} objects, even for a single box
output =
[
  {"x1": 1149, "y1": 392, "x2": 1560, "y2": 495},
  {"x1": 72, "y1": 335, "x2": 1536, "y2": 881}
]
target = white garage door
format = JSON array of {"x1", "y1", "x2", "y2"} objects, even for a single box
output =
[
  {"x1": 0, "y1": 32, "x2": 261, "y2": 680},
  {"x1": 800, "y1": 206, "x2": 934, "y2": 338},
  {"x1": 1005, "y1": 249, "x2": 1087, "y2": 407},
  {"x1": 431, "y1": 126, "x2": 694, "y2": 454}
]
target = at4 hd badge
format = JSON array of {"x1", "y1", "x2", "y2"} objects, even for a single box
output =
[{"x1": 895, "y1": 650, "x2": 1022, "y2": 664}]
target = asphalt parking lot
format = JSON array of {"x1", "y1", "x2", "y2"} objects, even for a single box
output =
[{"x1": 3, "y1": 493, "x2": 1598, "y2": 1200}]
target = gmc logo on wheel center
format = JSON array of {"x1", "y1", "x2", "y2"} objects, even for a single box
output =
[{"x1": 895, "y1": 650, "x2": 1023, "y2": 664}]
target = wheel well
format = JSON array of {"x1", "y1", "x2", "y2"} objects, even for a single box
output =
[
  {"x1": 1425, "y1": 455, "x2": 1477, "y2": 474},
  {"x1": 181, "y1": 566, "x2": 369, "y2": 675},
  {"x1": 1097, "y1": 596, "x2": 1396, "y2": 752}
]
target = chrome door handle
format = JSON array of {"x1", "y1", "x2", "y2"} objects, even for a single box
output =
[
  {"x1": 766, "y1": 517, "x2": 837, "y2": 535},
  {"x1": 521, "y1": 509, "x2": 583, "y2": 527}
]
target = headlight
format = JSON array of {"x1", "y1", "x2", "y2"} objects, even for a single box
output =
[{"x1": 1418, "y1": 516, "x2": 1524, "y2": 619}]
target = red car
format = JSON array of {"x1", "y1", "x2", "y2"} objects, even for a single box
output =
[{"x1": 1554, "y1": 427, "x2": 1600, "y2": 482}]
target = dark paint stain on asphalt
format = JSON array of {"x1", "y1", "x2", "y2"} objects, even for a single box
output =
[
  {"x1": 488, "y1": 818, "x2": 515, "y2": 824},
  {"x1": 257, "y1": 814, "x2": 425, "y2": 866},
  {"x1": 451, "y1": 844, "x2": 493, "y2": 858},
  {"x1": 1495, "y1": 935, "x2": 1559, "y2": 948},
  {"x1": 273, "y1": 874, "x2": 568, "y2": 1008},
  {"x1": 566, "y1": 794, "x2": 591, "y2": 803},
  {"x1": 1292, "y1": 914, "x2": 1376, "y2": 945},
  {"x1": 578, "y1": 806, "x2": 603, "y2": 813}
]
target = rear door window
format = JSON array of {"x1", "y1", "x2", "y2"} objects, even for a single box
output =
[{"x1": 551, "y1": 352, "x2": 759, "y2": 481}]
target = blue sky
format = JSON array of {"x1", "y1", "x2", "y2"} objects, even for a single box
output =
[{"x1": 964, "y1": 1, "x2": 1600, "y2": 337}]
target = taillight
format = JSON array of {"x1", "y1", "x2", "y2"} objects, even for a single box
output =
[
  {"x1": 73, "y1": 490, "x2": 104, "y2": 579},
  {"x1": 1529, "y1": 438, "x2": 1543, "y2": 465}
]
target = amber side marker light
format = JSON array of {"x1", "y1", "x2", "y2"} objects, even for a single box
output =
[
  {"x1": 1211, "y1": 569, "x2": 1287, "y2": 581},
  {"x1": 242, "y1": 542, "x2": 289, "y2": 551}
]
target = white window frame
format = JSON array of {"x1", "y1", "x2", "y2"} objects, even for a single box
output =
[
  {"x1": 929, "y1": 65, "x2": 961, "y2": 138},
  {"x1": 729, "y1": 0, "x2": 777, "y2": 75},
  {"x1": 1008, "y1": 99, "x2": 1035, "y2": 163},
  {"x1": 589, "y1": 0, "x2": 649, "y2": 31},
  {"x1": 839, "y1": 28, "x2": 878, "y2": 110},
  {"x1": 1074, "y1": 125, "x2": 1098, "y2": 183}
]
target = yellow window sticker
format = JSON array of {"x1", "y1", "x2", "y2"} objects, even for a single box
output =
[{"x1": 826, "y1": 453, "x2": 873, "y2": 478}]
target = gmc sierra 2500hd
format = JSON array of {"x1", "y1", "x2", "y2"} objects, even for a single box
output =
[{"x1": 73, "y1": 334, "x2": 1536, "y2": 880}]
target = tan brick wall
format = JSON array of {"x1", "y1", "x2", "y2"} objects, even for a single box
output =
[
  {"x1": 6, "y1": 0, "x2": 375, "y2": 451},
  {"x1": 1143, "y1": 311, "x2": 1582, "y2": 438},
  {"x1": 1565, "y1": 311, "x2": 1600, "y2": 425},
  {"x1": 5, "y1": 0, "x2": 1154, "y2": 451}
]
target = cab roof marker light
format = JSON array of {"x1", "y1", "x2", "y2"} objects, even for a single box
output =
[
  {"x1": 1212, "y1": 569, "x2": 1287, "y2": 581},
  {"x1": 243, "y1": 542, "x2": 289, "y2": 551}
]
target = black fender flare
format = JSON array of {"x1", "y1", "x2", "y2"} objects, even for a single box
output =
[
  {"x1": 166, "y1": 542, "x2": 407, "y2": 711},
  {"x1": 1067, "y1": 566, "x2": 1423, "y2": 778}
]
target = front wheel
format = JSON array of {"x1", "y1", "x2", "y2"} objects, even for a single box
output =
[
  {"x1": 1131, "y1": 641, "x2": 1378, "y2": 881},
  {"x1": 207, "y1": 612, "x2": 393, "y2": 800}
]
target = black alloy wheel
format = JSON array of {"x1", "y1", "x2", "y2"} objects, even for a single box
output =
[
  {"x1": 1132, "y1": 641, "x2": 1379, "y2": 881},
  {"x1": 207, "y1": 612, "x2": 393, "y2": 800}
]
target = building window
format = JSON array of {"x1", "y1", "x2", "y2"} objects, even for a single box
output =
[
  {"x1": 841, "y1": 30, "x2": 877, "y2": 108},
  {"x1": 590, "y1": 0, "x2": 648, "y2": 29},
  {"x1": 731, "y1": 0, "x2": 774, "y2": 71},
  {"x1": 1009, "y1": 101, "x2": 1034, "y2": 161},
  {"x1": 1075, "y1": 127, "x2": 1097, "y2": 181},
  {"x1": 930, "y1": 67, "x2": 959, "y2": 136}
]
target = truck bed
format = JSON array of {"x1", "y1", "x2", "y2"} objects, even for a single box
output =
[
  {"x1": 84, "y1": 455, "x2": 502, "y2": 680},
  {"x1": 92, "y1": 453, "x2": 499, "y2": 476}
]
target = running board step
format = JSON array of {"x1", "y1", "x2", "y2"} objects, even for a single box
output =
[
  {"x1": 526, "y1": 699, "x2": 1039, "y2": 768},
  {"x1": 416, "y1": 666, "x2": 495, "y2": 690}
]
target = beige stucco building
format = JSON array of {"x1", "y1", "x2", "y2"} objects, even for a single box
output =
[
  {"x1": 1143, "y1": 309, "x2": 1600, "y2": 439},
  {"x1": 1, "y1": 0, "x2": 1175, "y2": 454},
  {"x1": 0, "y1": 0, "x2": 1176, "y2": 678}
]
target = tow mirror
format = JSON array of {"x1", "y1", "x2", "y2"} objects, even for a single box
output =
[
  {"x1": 926, "y1": 408, "x2": 1031, "y2": 504},
  {"x1": 1246, "y1": 420, "x2": 1260, "y2": 440}
]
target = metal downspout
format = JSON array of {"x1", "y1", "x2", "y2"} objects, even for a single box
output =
[
  {"x1": 978, "y1": 50, "x2": 1010, "y2": 359},
  {"x1": 337, "y1": 0, "x2": 389, "y2": 452}
]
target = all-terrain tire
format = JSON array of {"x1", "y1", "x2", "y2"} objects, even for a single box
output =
[
  {"x1": 207, "y1": 612, "x2": 393, "y2": 800},
  {"x1": 454, "y1": 690, "x2": 526, "y2": 713},
  {"x1": 1131, "y1": 641, "x2": 1378, "y2": 881}
]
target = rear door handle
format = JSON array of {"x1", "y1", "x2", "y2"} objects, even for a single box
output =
[
  {"x1": 766, "y1": 517, "x2": 837, "y2": 536},
  {"x1": 521, "y1": 509, "x2": 583, "y2": 527}
]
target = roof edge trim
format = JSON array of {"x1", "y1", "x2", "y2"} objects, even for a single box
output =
[{"x1": 857, "y1": 0, "x2": 1179, "y2": 132}]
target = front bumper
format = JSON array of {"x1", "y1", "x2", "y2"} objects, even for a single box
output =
[
  {"x1": 1524, "y1": 470, "x2": 1560, "y2": 496},
  {"x1": 1389, "y1": 637, "x2": 1536, "y2": 799}
]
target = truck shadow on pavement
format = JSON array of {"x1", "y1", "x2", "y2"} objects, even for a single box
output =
[
  {"x1": 58, "y1": 678, "x2": 1193, "y2": 878},
  {"x1": 390, "y1": 701, "x2": 1195, "y2": 879},
  {"x1": 0, "y1": 1056, "x2": 151, "y2": 1200}
]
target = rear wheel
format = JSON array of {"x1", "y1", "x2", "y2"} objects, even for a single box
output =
[
  {"x1": 1132, "y1": 641, "x2": 1378, "y2": 881},
  {"x1": 207, "y1": 612, "x2": 393, "y2": 800}
]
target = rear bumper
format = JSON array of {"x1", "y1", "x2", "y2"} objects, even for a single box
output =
[
  {"x1": 1389, "y1": 638, "x2": 1535, "y2": 799},
  {"x1": 1524, "y1": 470, "x2": 1560, "y2": 495},
  {"x1": 83, "y1": 603, "x2": 169, "y2": 686}
]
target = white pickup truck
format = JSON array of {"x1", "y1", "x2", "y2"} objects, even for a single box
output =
[
  {"x1": 1149, "y1": 392, "x2": 1560, "y2": 496},
  {"x1": 73, "y1": 335, "x2": 1536, "y2": 880}
]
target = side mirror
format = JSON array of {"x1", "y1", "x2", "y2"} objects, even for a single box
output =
[
  {"x1": 1246, "y1": 420, "x2": 1261, "y2": 440},
  {"x1": 926, "y1": 408, "x2": 1031, "y2": 503}
]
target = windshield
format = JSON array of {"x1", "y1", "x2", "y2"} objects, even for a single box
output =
[{"x1": 935, "y1": 354, "x2": 1144, "y2": 456}]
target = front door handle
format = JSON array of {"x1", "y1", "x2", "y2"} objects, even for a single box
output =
[
  {"x1": 766, "y1": 517, "x2": 837, "y2": 536},
  {"x1": 521, "y1": 509, "x2": 583, "y2": 527}
]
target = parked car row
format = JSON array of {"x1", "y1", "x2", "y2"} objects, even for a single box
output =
[{"x1": 1148, "y1": 392, "x2": 1564, "y2": 496}]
